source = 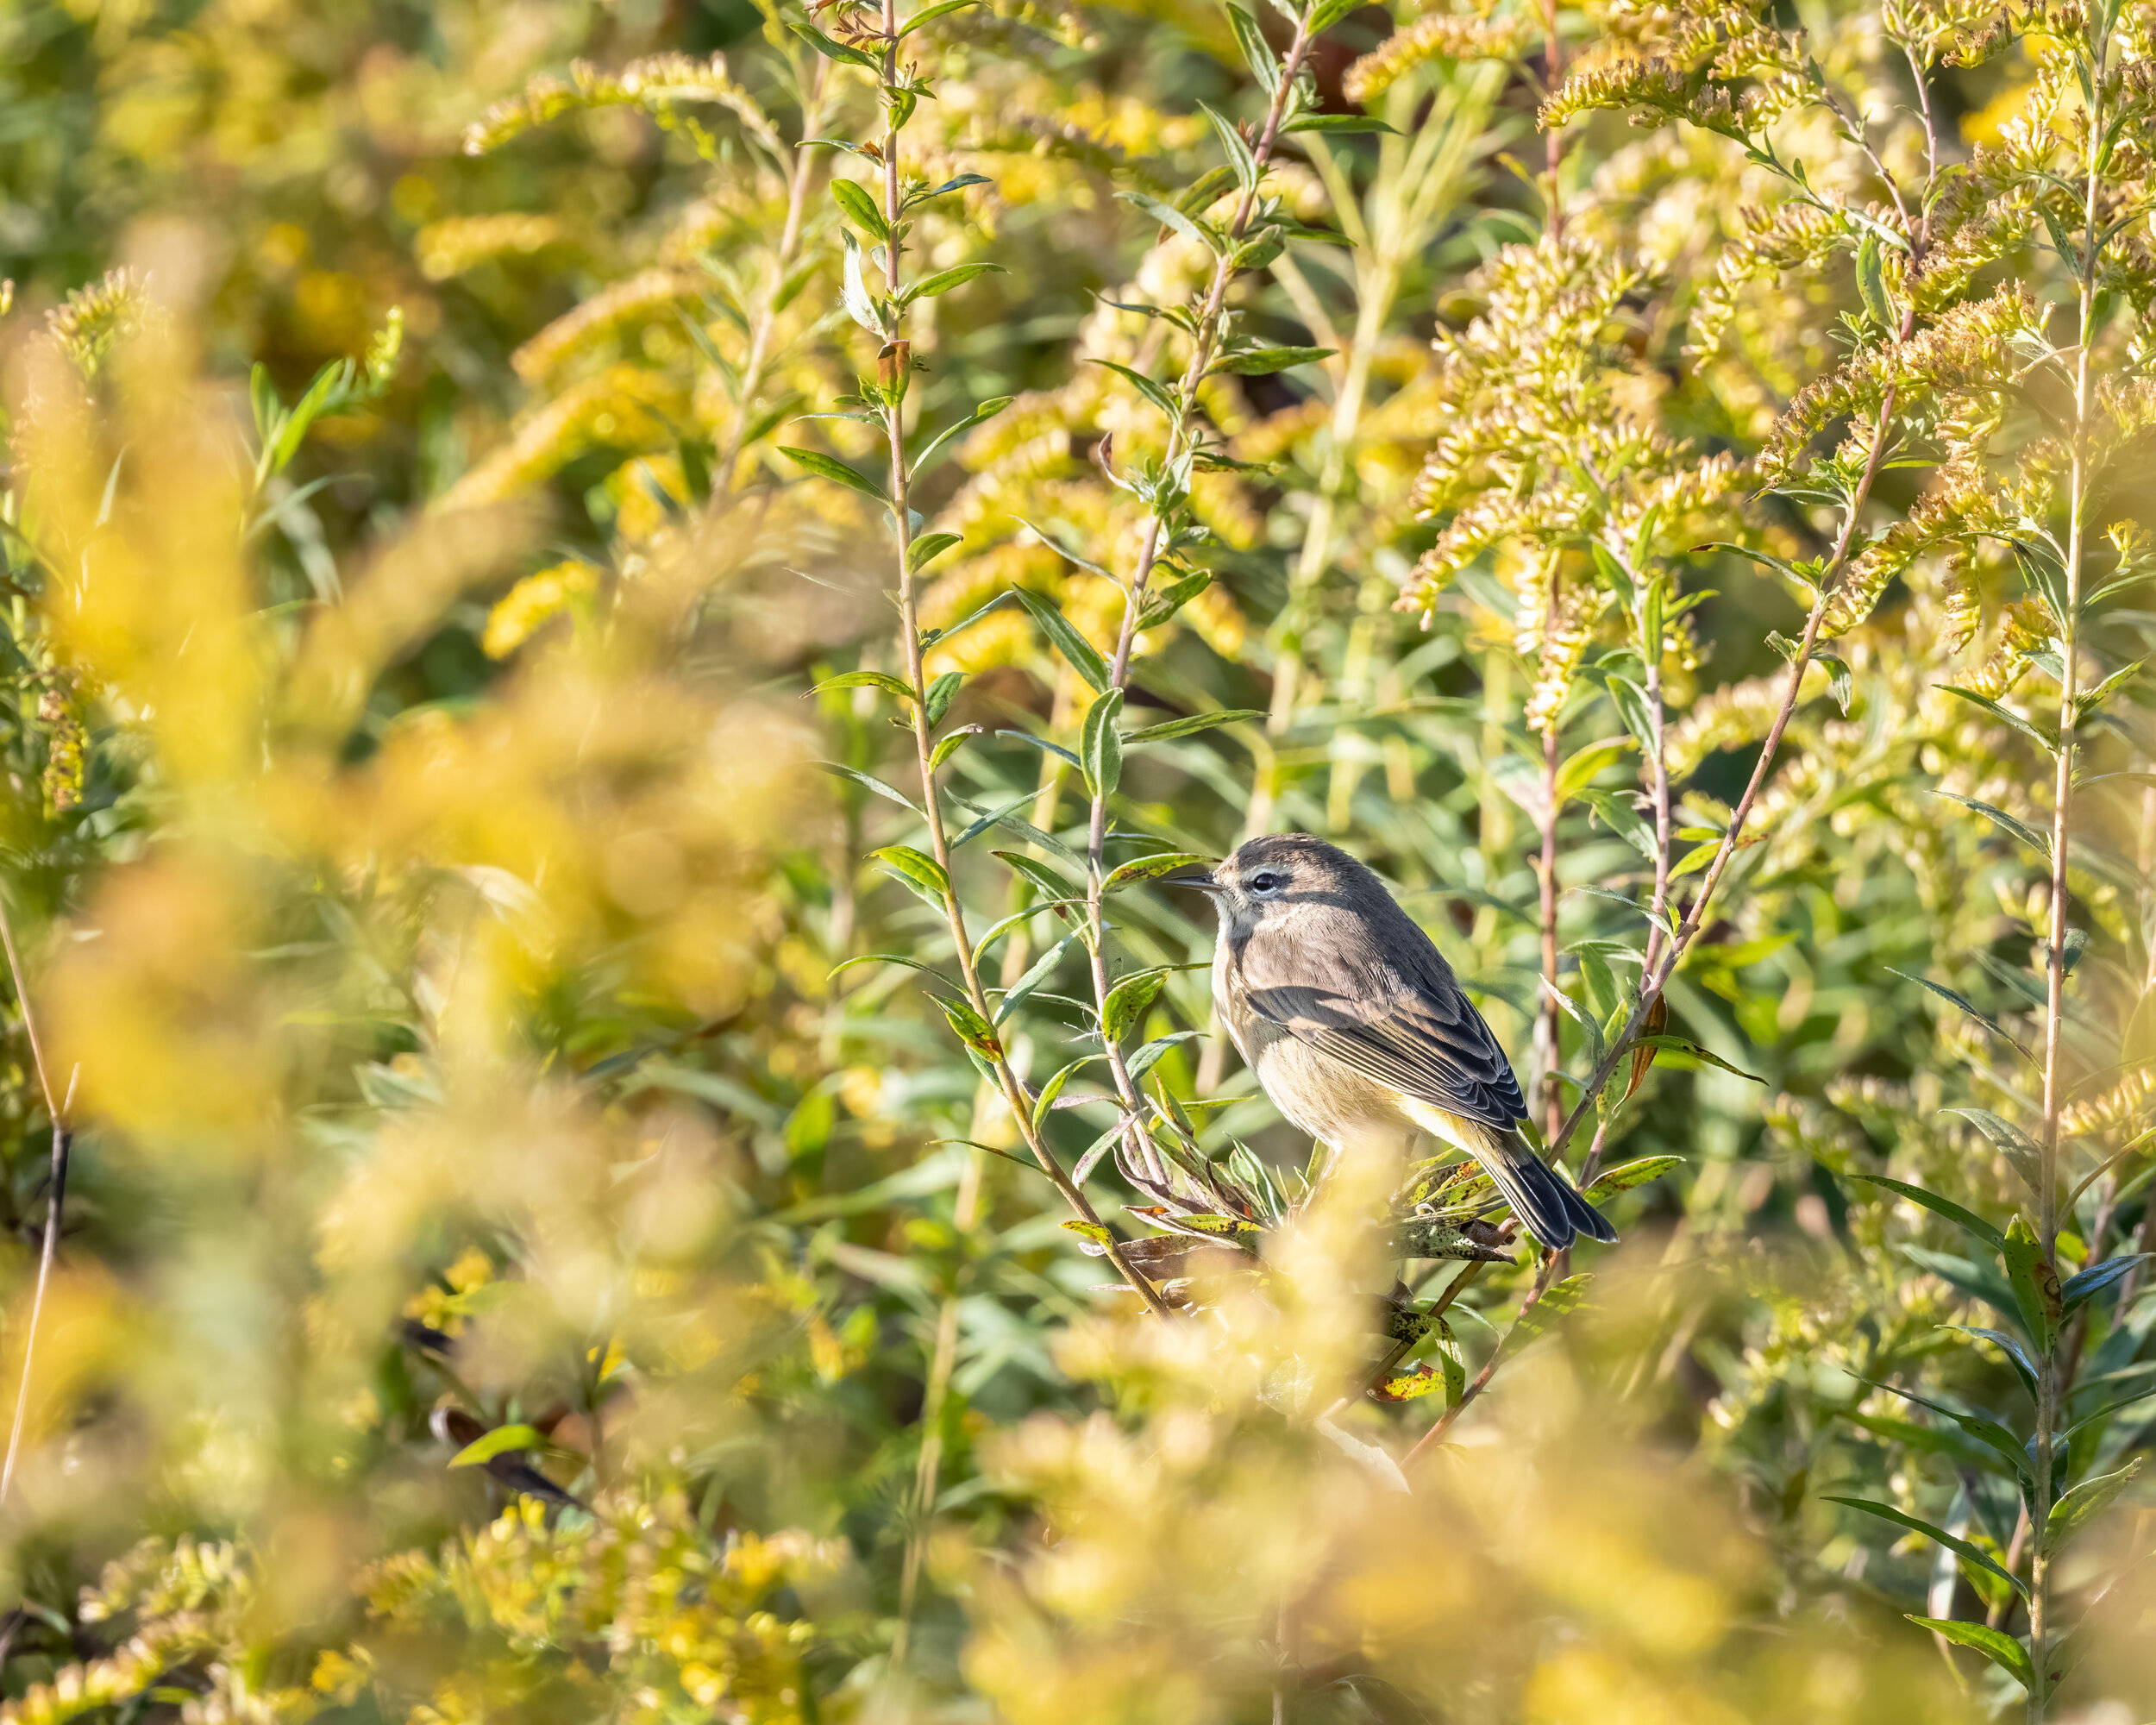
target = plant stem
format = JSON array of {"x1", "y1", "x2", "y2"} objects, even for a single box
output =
[
  {"x1": 1540, "y1": 436, "x2": 1863, "y2": 1168},
  {"x1": 1081, "y1": 8, "x2": 1319, "y2": 1193},
  {"x1": 2028, "y1": 28, "x2": 2104, "y2": 1709},
  {"x1": 867, "y1": 0, "x2": 1171, "y2": 1319},
  {"x1": 1401, "y1": 1246, "x2": 1559, "y2": 1466},
  {"x1": 0, "y1": 886, "x2": 72, "y2": 1510},
  {"x1": 718, "y1": 59, "x2": 829, "y2": 487}
]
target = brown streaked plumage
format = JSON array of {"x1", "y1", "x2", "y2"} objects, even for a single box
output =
[{"x1": 1178, "y1": 833, "x2": 1615, "y2": 1250}]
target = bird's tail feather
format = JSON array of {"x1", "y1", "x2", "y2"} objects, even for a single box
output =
[
  {"x1": 1397, "y1": 1099, "x2": 1618, "y2": 1249},
  {"x1": 1472, "y1": 1132, "x2": 1618, "y2": 1251}
]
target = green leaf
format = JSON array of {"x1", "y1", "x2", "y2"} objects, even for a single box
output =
[
  {"x1": 821, "y1": 762, "x2": 926, "y2": 818},
  {"x1": 1101, "y1": 968, "x2": 1167, "y2": 1040},
  {"x1": 913, "y1": 394, "x2": 1014, "y2": 475},
  {"x1": 827, "y1": 951, "x2": 955, "y2": 987},
  {"x1": 830, "y1": 178, "x2": 891, "y2": 241},
  {"x1": 1543, "y1": 980, "x2": 1606, "y2": 1073},
  {"x1": 1854, "y1": 229, "x2": 1893, "y2": 328},
  {"x1": 1694, "y1": 541, "x2": 1821, "y2": 592},
  {"x1": 837, "y1": 231, "x2": 883, "y2": 334},
  {"x1": 924, "y1": 672, "x2": 964, "y2": 728},
  {"x1": 1938, "y1": 685, "x2": 2060, "y2": 754},
  {"x1": 812, "y1": 669, "x2": 916, "y2": 702},
  {"x1": 994, "y1": 849, "x2": 1081, "y2": 906},
  {"x1": 1012, "y1": 586, "x2": 1111, "y2": 691},
  {"x1": 995, "y1": 929, "x2": 1079, "y2": 1025},
  {"x1": 938, "y1": 993, "x2": 1005, "y2": 1059},
  {"x1": 1061, "y1": 1219, "x2": 1114, "y2": 1247},
  {"x1": 901, "y1": 262, "x2": 1008, "y2": 305},
  {"x1": 1934, "y1": 790, "x2": 2053, "y2": 860},
  {"x1": 1431, "y1": 1315, "x2": 1467, "y2": 1406},
  {"x1": 1123, "y1": 708, "x2": 1265, "y2": 744},
  {"x1": 1824, "y1": 1496, "x2": 2028, "y2": 1599},
  {"x1": 1844, "y1": 1173, "x2": 2006, "y2": 1251},
  {"x1": 450, "y1": 1424, "x2": 547, "y2": 1467},
  {"x1": 780, "y1": 446, "x2": 889, "y2": 503},
  {"x1": 1081, "y1": 688, "x2": 1125, "y2": 800},
  {"x1": 789, "y1": 21, "x2": 881, "y2": 66},
  {"x1": 1136, "y1": 569, "x2": 1215, "y2": 628},
  {"x1": 1282, "y1": 112, "x2": 1397, "y2": 134},
  {"x1": 1091, "y1": 356, "x2": 1181, "y2": 420},
  {"x1": 1583, "y1": 1155, "x2": 1682, "y2": 1201},
  {"x1": 1904, "y1": 1618, "x2": 2033, "y2": 1690},
  {"x1": 2045, "y1": 1458, "x2": 2141, "y2": 1552},
  {"x1": 1172, "y1": 166, "x2": 1238, "y2": 220},
  {"x1": 1199, "y1": 100, "x2": 1260, "y2": 195},
  {"x1": 869, "y1": 844, "x2": 951, "y2": 906},
  {"x1": 1901, "y1": 1246, "x2": 2024, "y2": 1332},
  {"x1": 1892, "y1": 978, "x2": 2035, "y2": 1065},
  {"x1": 909, "y1": 531, "x2": 964, "y2": 569},
  {"x1": 2076, "y1": 656, "x2": 2145, "y2": 720},
  {"x1": 1010, "y1": 512, "x2": 1115, "y2": 581},
  {"x1": 2002, "y1": 1215, "x2": 2063, "y2": 1352},
  {"x1": 1031, "y1": 1057, "x2": 1095, "y2": 1132},
  {"x1": 1209, "y1": 344, "x2": 1336, "y2": 375},
  {"x1": 1858, "y1": 1377, "x2": 2035, "y2": 1486},
  {"x1": 1814, "y1": 647, "x2": 1853, "y2": 715},
  {"x1": 1101, "y1": 850, "x2": 1214, "y2": 893},
  {"x1": 1117, "y1": 188, "x2": 1217, "y2": 254},
  {"x1": 1503, "y1": 1273, "x2": 1591, "y2": 1355},
  {"x1": 899, "y1": 0, "x2": 979, "y2": 34},
  {"x1": 1225, "y1": 6, "x2": 1279, "y2": 91},
  {"x1": 1633, "y1": 1034, "x2": 1765, "y2": 1083},
  {"x1": 1554, "y1": 736, "x2": 1636, "y2": 804},
  {"x1": 1946, "y1": 1325, "x2": 2040, "y2": 1402},
  {"x1": 2060, "y1": 1252, "x2": 2152, "y2": 1313},
  {"x1": 1604, "y1": 674, "x2": 1658, "y2": 750}
]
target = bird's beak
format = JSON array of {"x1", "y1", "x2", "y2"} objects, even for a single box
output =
[{"x1": 1163, "y1": 871, "x2": 1224, "y2": 894}]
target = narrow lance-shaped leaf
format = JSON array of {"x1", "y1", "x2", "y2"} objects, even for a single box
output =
[
  {"x1": 1012, "y1": 587, "x2": 1111, "y2": 691},
  {"x1": 1101, "y1": 969, "x2": 1167, "y2": 1041},
  {"x1": 2044, "y1": 1458, "x2": 2142, "y2": 1552},
  {"x1": 1081, "y1": 687, "x2": 1124, "y2": 800},
  {"x1": 1934, "y1": 790, "x2": 2053, "y2": 860},
  {"x1": 2001, "y1": 1215, "x2": 2063, "y2": 1352},
  {"x1": 2059, "y1": 1253, "x2": 2152, "y2": 1313},
  {"x1": 1844, "y1": 1173, "x2": 2006, "y2": 1251},
  {"x1": 1100, "y1": 851, "x2": 1215, "y2": 893},
  {"x1": 1903, "y1": 1617, "x2": 2034, "y2": 1690},
  {"x1": 1823, "y1": 1496, "x2": 2028, "y2": 1599},
  {"x1": 1123, "y1": 708, "x2": 1266, "y2": 744},
  {"x1": 781, "y1": 447, "x2": 889, "y2": 504}
]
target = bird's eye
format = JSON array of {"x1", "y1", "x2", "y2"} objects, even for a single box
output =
[{"x1": 1250, "y1": 871, "x2": 1284, "y2": 894}]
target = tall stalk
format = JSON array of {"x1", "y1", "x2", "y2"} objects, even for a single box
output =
[
  {"x1": 1074, "y1": 7, "x2": 1323, "y2": 1192},
  {"x1": 824, "y1": 0, "x2": 1173, "y2": 1319},
  {"x1": 2027, "y1": 21, "x2": 2107, "y2": 1715}
]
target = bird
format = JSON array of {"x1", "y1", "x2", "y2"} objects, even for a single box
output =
[{"x1": 1173, "y1": 832, "x2": 1616, "y2": 1251}]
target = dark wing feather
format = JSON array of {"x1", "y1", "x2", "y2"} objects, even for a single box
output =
[{"x1": 1236, "y1": 903, "x2": 1527, "y2": 1128}]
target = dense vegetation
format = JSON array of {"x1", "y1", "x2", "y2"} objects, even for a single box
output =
[{"x1": 0, "y1": 0, "x2": 2152, "y2": 1716}]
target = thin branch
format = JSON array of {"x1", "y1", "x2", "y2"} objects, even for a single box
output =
[
  {"x1": 0, "y1": 1064, "x2": 76, "y2": 1509},
  {"x1": 861, "y1": 0, "x2": 1173, "y2": 1319},
  {"x1": 1079, "y1": 8, "x2": 1322, "y2": 1194}
]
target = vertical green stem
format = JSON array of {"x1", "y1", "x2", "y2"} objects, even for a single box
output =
[
  {"x1": 865, "y1": 0, "x2": 1171, "y2": 1320},
  {"x1": 718, "y1": 58, "x2": 829, "y2": 488},
  {"x1": 1079, "y1": 9, "x2": 1319, "y2": 1192},
  {"x1": 2029, "y1": 27, "x2": 2104, "y2": 1712}
]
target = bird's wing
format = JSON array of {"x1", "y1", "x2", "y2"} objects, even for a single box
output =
[{"x1": 1238, "y1": 925, "x2": 1527, "y2": 1128}]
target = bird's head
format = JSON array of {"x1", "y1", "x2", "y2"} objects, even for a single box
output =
[{"x1": 1169, "y1": 832, "x2": 1379, "y2": 942}]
